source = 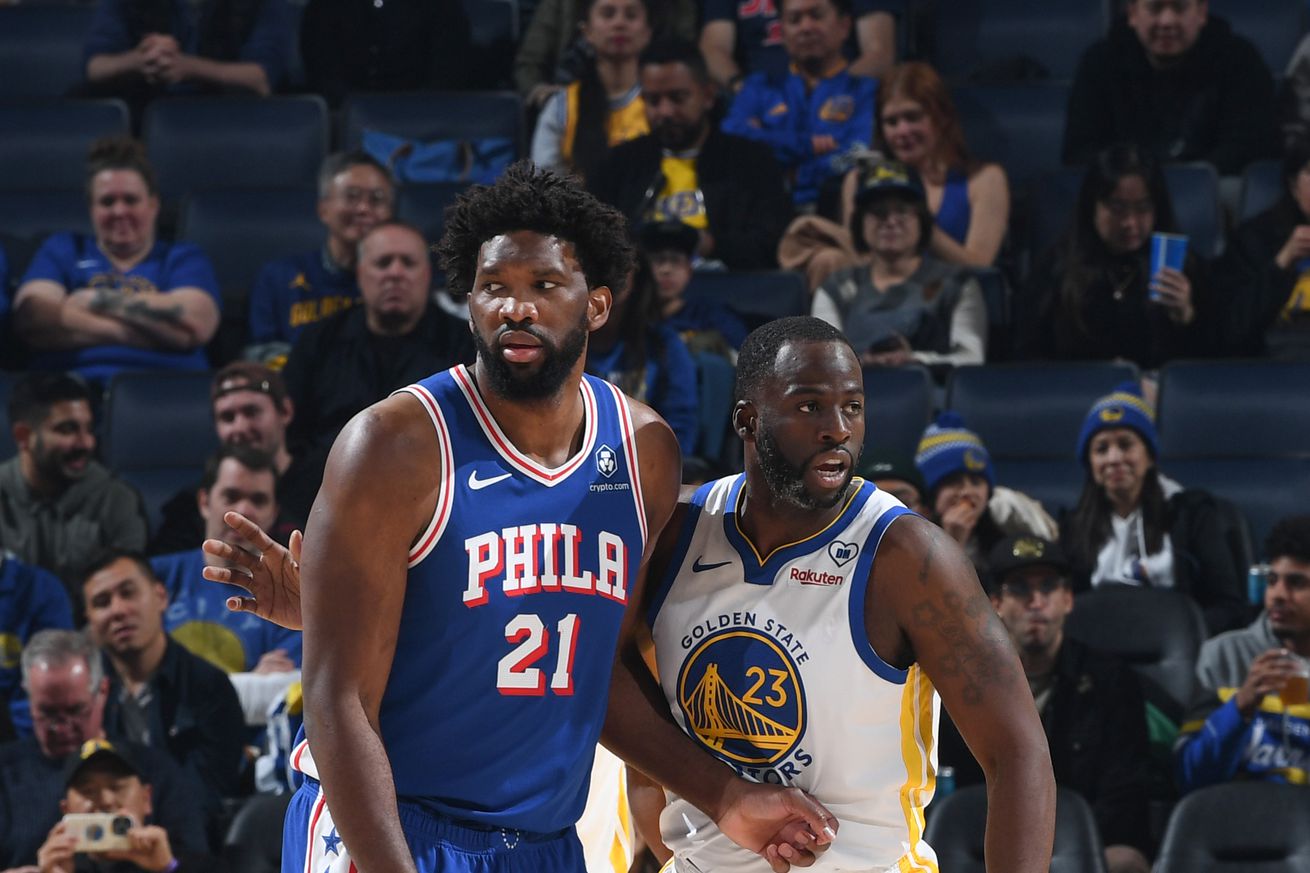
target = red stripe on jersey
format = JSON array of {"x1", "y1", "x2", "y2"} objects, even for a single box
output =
[
  {"x1": 303, "y1": 791, "x2": 328, "y2": 873},
  {"x1": 609, "y1": 383, "x2": 648, "y2": 549}
]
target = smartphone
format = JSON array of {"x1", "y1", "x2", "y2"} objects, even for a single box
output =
[{"x1": 63, "y1": 813, "x2": 134, "y2": 852}]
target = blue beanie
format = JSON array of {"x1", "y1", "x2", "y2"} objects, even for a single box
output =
[
  {"x1": 1076, "y1": 381, "x2": 1159, "y2": 465},
  {"x1": 915, "y1": 411, "x2": 995, "y2": 495}
]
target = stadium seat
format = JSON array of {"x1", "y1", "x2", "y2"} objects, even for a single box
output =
[
  {"x1": 862, "y1": 366, "x2": 933, "y2": 460},
  {"x1": 945, "y1": 362, "x2": 1138, "y2": 460},
  {"x1": 1208, "y1": 0, "x2": 1308, "y2": 73},
  {"x1": 684, "y1": 271, "x2": 809, "y2": 332},
  {"x1": 992, "y1": 458, "x2": 1085, "y2": 519},
  {"x1": 0, "y1": 371, "x2": 15, "y2": 461},
  {"x1": 142, "y1": 96, "x2": 329, "y2": 205},
  {"x1": 465, "y1": 0, "x2": 519, "y2": 46},
  {"x1": 1160, "y1": 458, "x2": 1310, "y2": 559},
  {"x1": 222, "y1": 792, "x2": 292, "y2": 873},
  {"x1": 1155, "y1": 781, "x2": 1310, "y2": 873},
  {"x1": 396, "y1": 182, "x2": 471, "y2": 250},
  {"x1": 1065, "y1": 587, "x2": 1207, "y2": 724},
  {"x1": 928, "y1": 0, "x2": 1109, "y2": 82},
  {"x1": 340, "y1": 91, "x2": 524, "y2": 173},
  {"x1": 1157, "y1": 360, "x2": 1310, "y2": 459},
  {"x1": 693, "y1": 351, "x2": 736, "y2": 469},
  {"x1": 1025, "y1": 166, "x2": 1083, "y2": 268},
  {"x1": 0, "y1": 100, "x2": 130, "y2": 192},
  {"x1": 1237, "y1": 159, "x2": 1284, "y2": 224},
  {"x1": 102, "y1": 371, "x2": 217, "y2": 532},
  {"x1": 925, "y1": 785, "x2": 1108, "y2": 873},
  {"x1": 0, "y1": 4, "x2": 96, "y2": 100},
  {"x1": 951, "y1": 82, "x2": 1070, "y2": 188},
  {"x1": 1163, "y1": 162, "x2": 1223, "y2": 259},
  {"x1": 0, "y1": 190, "x2": 93, "y2": 278}
]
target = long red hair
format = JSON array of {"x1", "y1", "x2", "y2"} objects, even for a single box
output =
[{"x1": 876, "y1": 62, "x2": 971, "y2": 171}]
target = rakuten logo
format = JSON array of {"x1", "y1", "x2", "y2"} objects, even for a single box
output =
[{"x1": 789, "y1": 567, "x2": 844, "y2": 587}]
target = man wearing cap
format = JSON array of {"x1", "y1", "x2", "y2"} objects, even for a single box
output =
[
  {"x1": 938, "y1": 534, "x2": 1154, "y2": 873},
  {"x1": 0, "y1": 630, "x2": 207, "y2": 870},
  {"x1": 856, "y1": 448, "x2": 926, "y2": 514},
  {"x1": 34, "y1": 739, "x2": 219, "y2": 873},
  {"x1": 639, "y1": 220, "x2": 748, "y2": 357},
  {"x1": 590, "y1": 39, "x2": 793, "y2": 270}
]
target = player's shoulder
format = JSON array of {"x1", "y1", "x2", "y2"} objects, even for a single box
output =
[{"x1": 328, "y1": 391, "x2": 444, "y2": 483}]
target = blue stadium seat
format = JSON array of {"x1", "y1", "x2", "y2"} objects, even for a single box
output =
[
  {"x1": 1157, "y1": 360, "x2": 1310, "y2": 459},
  {"x1": 992, "y1": 458, "x2": 1085, "y2": 519},
  {"x1": 1161, "y1": 458, "x2": 1310, "y2": 558},
  {"x1": 684, "y1": 271, "x2": 808, "y2": 331},
  {"x1": 142, "y1": 96, "x2": 329, "y2": 205},
  {"x1": 465, "y1": 0, "x2": 519, "y2": 47},
  {"x1": 1209, "y1": 0, "x2": 1308, "y2": 73},
  {"x1": 1025, "y1": 167, "x2": 1083, "y2": 267},
  {"x1": 929, "y1": 0, "x2": 1109, "y2": 82},
  {"x1": 1163, "y1": 162, "x2": 1223, "y2": 259},
  {"x1": 1155, "y1": 782, "x2": 1310, "y2": 873},
  {"x1": 1237, "y1": 159, "x2": 1284, "y2": 224},
  {"x1": 945, "y1": 362, "x2": 1138, "y2": 460},
  {"x1": 862, "y1": 366, "x2": 932, "y2": 460},
  {"x1": 341, "y1": 91, "x2": 524, "y2": 166},
  {"x1": 693, "y1": 351, "x2": 735, "y2": 468},
  {"x1": 0, "y1": 100, "x2": 130, "y2": 192},
  {"x1": 0, "y1": 5, "x2": 96, "y2": 99},
  {"x1": 0, "y1": 371, "x2": 15, "y2": 461},
  {"x1": 951, "y1": 82, "x2": 1070, "y2": 188},
  {"x1": 102, "y1": 371, "x2": 217, "y2": 534},
  {"x1": 396, "y1": 182, "x2": 471, "y2": 250},
  {"x1": 0, "y1": 190, "x2": 93, "y2": 278}
]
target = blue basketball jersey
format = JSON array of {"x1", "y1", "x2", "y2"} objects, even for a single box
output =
[{"x1": 291, "y1": 365, "x2": 648, "y2": 835}]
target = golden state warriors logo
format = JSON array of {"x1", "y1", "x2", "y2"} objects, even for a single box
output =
[
  {"x1": 677, "y1": 628, "x2": 805, "y2": 765},
  {"x1": 963, "y1": 448, "x2": 987, "y2": 472},
  {"x1": 1098, "y1": 406, "x2": 1126, "y2": 423}
]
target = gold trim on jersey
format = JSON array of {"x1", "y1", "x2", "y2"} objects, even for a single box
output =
[
  {"x1": 732, "y1": 477, "x2": 865, "y2": 566},
  {"x1": 896, "y1": 665, "x2": 940, "y2": 873}
]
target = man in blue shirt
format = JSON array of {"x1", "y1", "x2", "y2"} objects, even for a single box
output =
[
  {"x1": 722, "y1": 0, "x2": 877, "y2": 209},
  {"x1": 246, "y1": 151, "x2": 396, "y2": 364}
]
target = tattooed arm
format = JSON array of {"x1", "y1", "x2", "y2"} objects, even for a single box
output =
[
  {"x1": 867, "y1": 515, "x2": 1055, "y2": 873},
  {"x1": 77, "y1": 286, "x2": 219, "y2": 350}
]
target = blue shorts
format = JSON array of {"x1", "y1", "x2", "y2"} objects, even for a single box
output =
[{"x1": 283, "y1": 779, "x2": 586, "y2": 873}]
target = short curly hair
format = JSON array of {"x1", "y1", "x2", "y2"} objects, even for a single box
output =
[
  {"x1": 734, "y1": 316, "x2": 854, "y2": 405},
  {"x1": 436, "y1": 162, "x2": 635, "y2": 298}
]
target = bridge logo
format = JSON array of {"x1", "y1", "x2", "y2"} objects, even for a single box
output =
[{"x1": 676, "y1": 628, "x2": 805, "y2": 765}]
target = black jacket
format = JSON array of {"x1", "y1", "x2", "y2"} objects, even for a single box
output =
[
  {"x1": 1063, "y1": 16, "x2": 1276, "y2": 174},
  {"x1": 589, "y1": 128, "x2": 794, "y2": 270},
  {"x1": 938, "y1": 639, "x2": 1154, "y2": 855},
  {"x1": 1216, "y1": 198, "x2": 1310, "y2": 357}
]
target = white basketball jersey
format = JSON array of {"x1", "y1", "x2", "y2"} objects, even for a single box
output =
[{"x1": 649, "y1": 476, "x2": 940, "y2": 873}]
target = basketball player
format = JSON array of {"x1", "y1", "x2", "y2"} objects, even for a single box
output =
[
  {"x1": 202, "y1": 164, "x2": 834, "y2": 873},
  {"x1": 624, "y1": 317, "x2": 1056, "y2": 872}
]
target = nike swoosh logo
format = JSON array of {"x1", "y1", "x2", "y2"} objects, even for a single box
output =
[
  {"x1": 692, "y1": 557, "x2": 732, "y2": 573},
  {"x1": 467, "y1": 470, "x2": 512, "y2": 490}
]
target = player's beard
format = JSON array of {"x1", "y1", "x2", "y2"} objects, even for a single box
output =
[
  {"x1": 755, "y1": 424, "x2": 854, "y2": 511},
  {"x1": 473, "y1": 310, "x2": 590, "y2": 401}
]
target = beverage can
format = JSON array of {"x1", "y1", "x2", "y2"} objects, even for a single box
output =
[{"x1": 1249, "y1": 564, "x2": 1270, "y2": 605}]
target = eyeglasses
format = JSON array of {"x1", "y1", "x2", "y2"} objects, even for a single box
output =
[
  {"x1": 34, "y1": 701, "x2": 92, "y2": 726},
  {"x1": 998, "y1": 576, "x2": 1066, "y2": 600},
  {"x1": 1100, "y1": 198, "x2": 1154, "y2": 220}
]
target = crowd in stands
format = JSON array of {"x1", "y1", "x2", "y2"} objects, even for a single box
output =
[{"x1": 1, "y1": 0, "x2": 1310, "y2": 870}]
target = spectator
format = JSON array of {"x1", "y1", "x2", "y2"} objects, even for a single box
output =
[
  {"x1": 1215, "y1": 137, "x2": 1310, "y2": 359},
  {"x1": 637, "y1": 220, "x2": 747, "y2": 357},
  {"x1": 300, "y1": 0, "x2": 474, "y2": 106},
  {"x1": 0, "y1": 244, "x2": 9, "y2": 348},
  {"x1": 11, "y1": 139, "x2": 221, "y2": 385},
  {"x1": 515, "y1": 0, "x2": 697, "y2": 108},
  {"x1": 1177, "y1": 515, "x2": 1310, "y2": 791},
  {"x1": 0, "y1": 373, "x2": 147, "y2": 608},
  {"x1": 36, "y1": 739, "x2": 220, "y2": 873},
  {"x1": 246, "y1": 151, "x2": 395, "y2": 360},
  {"x1": 1014, "y1": 144, "x2": 1215, "y2": 370},
  {"x1": 589, "y1": 39, "x2": 794, "y2": 270},
  {"x1": 82, "y1": 0, "x2": 293, "y2": 108},
  {"x1": 812, "y1": 160, "x2": 986, "y2": 375},
  {"x1": 855, "y1": 448, "x2": 926, "y2": 515},
  {"x1": 700, "y1": 0, "x2": 898, "y2": 88},
  {"x1": 914, "y1": 412, "x2": 1058, "y2": 575},
  {"x1": 151, "y1": 363, "x2": 319, "y2": 556},
  {"x1": 0, "y1": 553, "x2": 74, "y2": 737},
  {"x1": 530, "y1": 0, "x2": 653, "y2": 179},
  {"x1": 282, "y1": 222, "x2": 475, "y2": 460},
  {"x1": 80, "y1": 553, "x2": 245, "y2": 810},
  {"x1": 150, "y1": 446, "x2": 300, "y2": 677},
  {"x1": 1063, "y1": 0, "x2": 1276, "y2": 175},
  {"x1": 585, "y1": 256, "x2": 699, "y2": 453},
  {"x1": 722, "y1": 0, "x2": 877, "y2": 209},
  {"x1": 0, "y1": 630, "x2": 209, "y2": 869},
  {"x1": 1062, "y1": 383, "x2": 1248, "y2": 636},
  {"x1": 938, "y1": 535, "x2": 1153, "y2": 873}
]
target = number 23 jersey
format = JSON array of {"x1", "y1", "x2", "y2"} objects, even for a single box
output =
[{"x1": 648, "y1": 475, "x2": 941, "y2": 872}]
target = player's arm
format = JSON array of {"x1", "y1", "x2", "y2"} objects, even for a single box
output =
[
  {"x1": 872, "y1": 516, "x2": 1055, "y2": 873},
  {"x1": 299, "y1": 395, "x2": 440, "y2": 873}
]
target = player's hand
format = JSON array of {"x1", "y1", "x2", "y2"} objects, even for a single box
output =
[
  {"x1": 253, "y1": 648, "x2": 297, "y2": 674},
  {"x1": 1235, "y1": 649, "x2": 1302, "y2": 719},
  {"x1": 202, "y1": 511, "x2": 303, "y2": 630},
  {"x1": 714, "y1": 780, "x2": 836, "y2": 872},
  {"x1": 103, "y1": 824, "x2": 173, "y2": 872},
  {"x1": 35, "y1": 821, "x2": 75, "y2": 873}
]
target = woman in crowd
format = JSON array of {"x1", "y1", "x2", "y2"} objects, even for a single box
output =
[
  {"x1": 1062, "y1": 384, "x2": 1248, "y2": 636},
  {"x1": 812, "y1": 159, "x2": 985, "y2": 376},
  {"x1": 1217, "y1": 136, "x2": 1310, "y2": 359},
  {"x1": 530, "y1": 0, "x2": 652, "y2": 180},
  {"x1": 11, "y1": 137, "x2": 220, "y2": 383},
  {"x1": 1014, "y1": 143, "x2": 1215, "y2": 370},
  {"x1": 914, "y1": 412, "x2": 1058, "y2": 575}
]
